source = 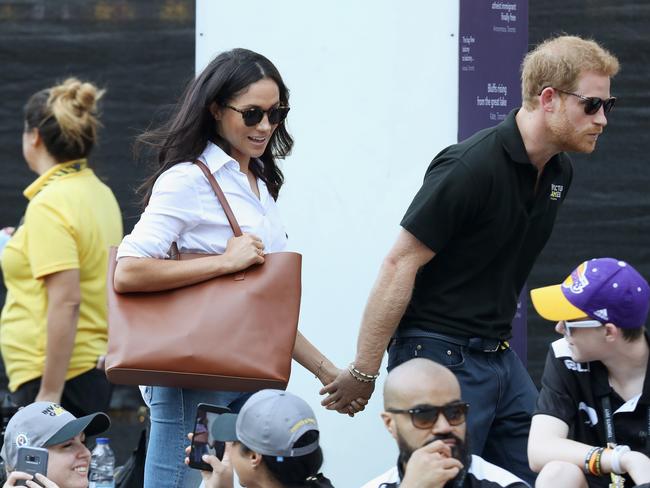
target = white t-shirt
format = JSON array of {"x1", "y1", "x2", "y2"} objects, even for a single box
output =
[{"x1": 361, "y1": 455, "x2": 529, "y2": 488}]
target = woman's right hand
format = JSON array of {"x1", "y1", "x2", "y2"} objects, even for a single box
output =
[
  {"x1": 3, "y1": 472, "x2": 59, "y2": 488},
  {"x1": 222, "y1": 233, "x2": 265, "y2": 273},
  {"x1": 184, "y1": 434, "x2": 234, "y2": 488}
]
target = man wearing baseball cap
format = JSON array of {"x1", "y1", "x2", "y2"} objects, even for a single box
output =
[
  {"x1": 528, "y1": 258, "x2": 650, "y2": 487},
  {"x1": 188, "y1": 389, "x2": 333, "y2": 488},
  {"x1": 1, "y1": 401, "x2": 110, "y2": 487}
]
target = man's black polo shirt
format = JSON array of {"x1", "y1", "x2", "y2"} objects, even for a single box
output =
[
  {"x1": 535, "y1": 335, "x2": 650, "y2": 486},
  {"x1": 400, "y1": 109, "x2": 573, "y2": 340}
]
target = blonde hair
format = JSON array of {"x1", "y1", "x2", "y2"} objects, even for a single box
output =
[
  {"x1": 521, "y1": 35, "x2": 620, "y2": 110},
  {"x1": 24, "y1": 77, "x2": 105, "y2": 162}
]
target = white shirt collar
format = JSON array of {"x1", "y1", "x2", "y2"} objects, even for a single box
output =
[
  {"x1": 201, "y1": 141, "x2": 262, "y2": 175},
  {"x1": 201, "y1": 141, "x2": 236, "y2": 173}
]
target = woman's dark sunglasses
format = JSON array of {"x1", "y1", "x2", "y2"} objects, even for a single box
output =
[
  {"x1": 386, "y1": 401, "x2": 469, "y2": 429},
  {"x1": 224, "y1": 104, "x2": 290, "y2": 127},
  {"x1": 553, "y1": 88, "x2": 616, "y2": 115}
]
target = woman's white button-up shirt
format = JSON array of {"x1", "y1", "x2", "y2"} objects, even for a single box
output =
[{"x1": 117, "y1": 142, "x2": 288, "y2": 259}]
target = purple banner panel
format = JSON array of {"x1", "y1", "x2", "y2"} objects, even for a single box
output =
[
  {"x1": 459, "y1": 0, "x2": 528, "y2": 141},
  {"x1": 458, "y1": 0, "x2": 529, "y2": 363}
]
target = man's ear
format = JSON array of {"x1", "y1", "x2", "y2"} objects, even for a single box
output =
[
  {"x1": 381, "y1": 412, "x2": 398, "y2": 441},
  {"x1": 603, "y1": 322, "x2": 619, "y2": 343},
  {"x1": 209, "y1": 102, "x2": 221, "y2": 120},
  {"x1": 539, "y1": 86, "x2": 558, "y2": 113}
]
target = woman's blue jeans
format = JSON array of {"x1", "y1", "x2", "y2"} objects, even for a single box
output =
[{"x1": 142, "y1": 386, "x2": 250, "y2": 488}]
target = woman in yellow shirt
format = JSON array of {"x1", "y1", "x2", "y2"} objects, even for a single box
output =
[{"x1": 0, "y1": 78, "x2": 122, "y2": 417}]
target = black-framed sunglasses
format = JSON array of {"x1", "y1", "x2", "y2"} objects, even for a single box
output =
[
  {"x1": 386, "y1": 401, "x2": 469, "y2": 429},
  {"x1": 224, "y1": 104, "x2": 290, "y2": 127},
  {"x1": 552, "y1": 88, "x2": 616, "y2": 115}
]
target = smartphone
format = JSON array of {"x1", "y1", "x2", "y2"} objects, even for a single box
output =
[
  {"x1": 15, "y1": 446, "x2": 48, "y2": 486},
  {"x1": 188, "y1": 403, "x2": 231, "y2": 471}
]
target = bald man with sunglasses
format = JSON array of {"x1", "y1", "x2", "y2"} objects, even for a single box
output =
[
  {"x1": 529, "y1": 258, "x2": 650, "y2": 488},
  {"x1": 362, "y1": 358, "x2": 528, "y2": 488}
]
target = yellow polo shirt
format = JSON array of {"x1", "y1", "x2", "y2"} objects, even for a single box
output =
[{"x1": 0, "y1": 159, "x2": 123, "y2": 392}]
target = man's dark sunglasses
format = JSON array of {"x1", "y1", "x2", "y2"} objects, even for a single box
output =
[
  {"x1": 553, "y1": 88, "x2": 616, "y2": 115},
  {"x1": 224, "y1": 104, "x2": 290, "y2": 127},
  {"x1": 386, "y1": 401, "x2": 469, "y2": 429}
]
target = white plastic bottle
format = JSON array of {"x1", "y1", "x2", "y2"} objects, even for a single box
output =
[{"x1": 89, "y1": 437, "x2": 115, "y2": 488}]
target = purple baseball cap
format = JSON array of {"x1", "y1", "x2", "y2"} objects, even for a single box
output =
[{"x1": 530, "y1": 258, "x2": 650, "y2": 329}]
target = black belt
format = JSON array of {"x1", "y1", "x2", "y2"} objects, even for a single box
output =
[{"x1": 395, "y1": 328, "x2": 509, "y2": 353}]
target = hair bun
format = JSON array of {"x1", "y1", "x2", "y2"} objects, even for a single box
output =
[
  {"x1": 49, "y1": 77, "x2": 104, "y2": 115},
  {"x1": 45, "y1": 78, "x2": 105, "y2": 156}
]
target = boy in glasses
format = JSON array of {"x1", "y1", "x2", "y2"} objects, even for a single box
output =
[
  {"x1": 529, "y1": 258, "x2": 650, "y2": 487},
  {"x1": 362, "y1": 358, "x2": 528, "y2": 488},
  {"x1": 322, "y1": 35, "x2": 620, "y2": 484}
]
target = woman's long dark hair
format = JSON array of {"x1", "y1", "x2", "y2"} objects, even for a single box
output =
[
  {"x1": 240, "y1": 431, "x2": 334, "y2": 488},
  {"x1": 137, "y1": 48, "x2": 293, "y2": 205}
]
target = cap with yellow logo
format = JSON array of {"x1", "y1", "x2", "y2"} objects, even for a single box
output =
[
  {"x1": 211, "y1": 389, "x2": 319, "y2": 457},
  {"x1": 0, "y1": 402, "x2": 110, "y2": 470},
  {"x1": 531, "y1": 257, "x2": 650, "y2": 329}
]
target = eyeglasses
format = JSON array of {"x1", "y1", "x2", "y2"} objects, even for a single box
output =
[
  {"x1": 553, "y1": 88, "x2": 616, "y2": 115},
  {"x1": 224, "y1": 104, "x2": 290, "y2": 127},
  {"x1": 563, "y1": 319, "x2": 603, "y2": 337},
  {"x1": 386, "y1": 401, "x2": 469, "y2": 429}
]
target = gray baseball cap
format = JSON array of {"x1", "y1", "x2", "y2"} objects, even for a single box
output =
[
  {"x1": 1, "y1": 402, "x2": 110, "y2": 470},
  {"x1": 211, "y1": 389, "x2": 319, "y2": 457}
]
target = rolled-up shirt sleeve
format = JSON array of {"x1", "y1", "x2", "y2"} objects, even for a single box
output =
[{"x1": 117, "y1": 166, "x2": 203, "y2": 259}]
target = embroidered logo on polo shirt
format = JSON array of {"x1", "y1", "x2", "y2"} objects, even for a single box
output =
[{"x1": 549, "y1": 183, "x2": 564, "y2": 201}]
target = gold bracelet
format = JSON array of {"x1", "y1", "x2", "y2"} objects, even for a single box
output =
[
  {"x1": 347, "y1": 364, "x2": 374, "y2": 383},
  {"x1": 314, "y1": 360, "x2": 324, "y2": 379},
  {"x1": 349, "y1": 363, "x2": 380, "y2": 380}
]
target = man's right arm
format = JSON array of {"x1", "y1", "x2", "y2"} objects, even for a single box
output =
[{"x1": 320, "y1": 229, "x2": 434, "y2": 411}]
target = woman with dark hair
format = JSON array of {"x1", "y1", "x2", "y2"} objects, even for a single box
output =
[
  {"x1": 0, "y1": 78, "x2": 122, "y2": 417},
  {"x1": 187, "y1": 389, "x2": 335, "y2": 488},
  {"x1": 113, "y1": 48, "x2": 363, "y2": 487}
]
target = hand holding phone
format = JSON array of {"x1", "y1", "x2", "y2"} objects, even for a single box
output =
[
  {"x1": 14, "y1": 446, "x2": 48, "y2": 486},
  {"x1": 188, "y1": 403, "x2": 231, "y2": 472}
]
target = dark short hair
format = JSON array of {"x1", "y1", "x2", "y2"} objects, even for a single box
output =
[
  {"x1": 240, "y1": 431, "x2": 333, "y2": 487},
  {"x1": 620, "y1": 325, "x2": 645, "y2": 342}
]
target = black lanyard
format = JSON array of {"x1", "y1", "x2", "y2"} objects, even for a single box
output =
[{"x1": 601, "y1": 395, "x2": 650, "y2": 451}]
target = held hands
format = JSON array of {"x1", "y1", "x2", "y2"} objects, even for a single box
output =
[
  {"x1": 320, "y1": 366, "x2": 375, "y2": 416},
  {"x1": 222, "y1": 233, "x2": 265, "y2": 273},
  {"x1": 400, "y1": 441, "x2": 464, "y2": 488},
  {"x1": 184, "y1": 433, "x2": 234, "y2": 488},
  {"x1": 3, "y1": 472, "x2": 59, "y2": 488}
]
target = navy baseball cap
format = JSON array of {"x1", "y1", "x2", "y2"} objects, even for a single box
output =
[{"x1": 531, "y1": 258, "x2": 650, "y2": 329}]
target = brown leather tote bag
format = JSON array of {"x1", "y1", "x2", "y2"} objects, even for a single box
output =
[{"x1": 105, "y1": 160, "x2": 301, "y2": 391}]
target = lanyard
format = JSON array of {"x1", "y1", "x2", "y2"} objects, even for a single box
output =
[{"x1": 601, "y1": 395, "x2": 650, "y2": 451}]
